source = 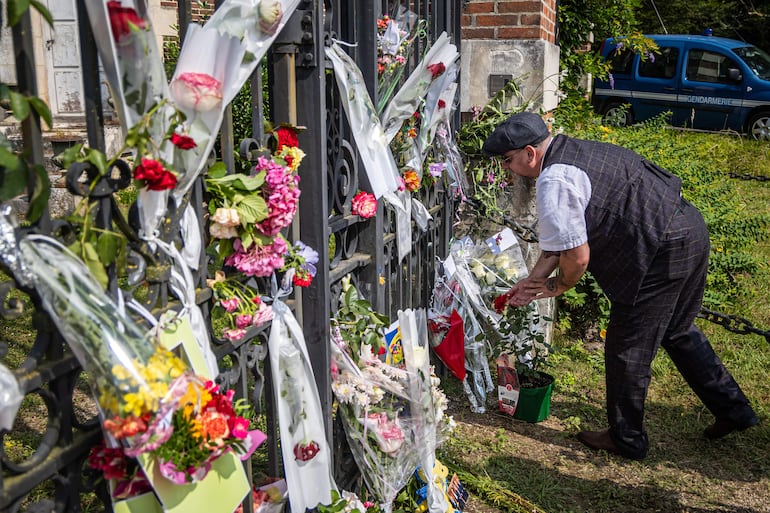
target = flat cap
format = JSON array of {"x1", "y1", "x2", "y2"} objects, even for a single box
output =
[{"x1": 482, "y1": 112, "x2": 550, "y2": 156}]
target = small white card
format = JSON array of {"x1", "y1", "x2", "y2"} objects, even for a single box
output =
[{"x1": 486, "y1": 228, "x2": 517, "y2": 254}]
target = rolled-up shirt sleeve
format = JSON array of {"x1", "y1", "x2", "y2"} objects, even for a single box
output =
[{"x1": 536, "y1": 163, "x2": 592, "y2": 252}]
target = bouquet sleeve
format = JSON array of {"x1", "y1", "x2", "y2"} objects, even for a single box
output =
[
  {"x1": 326, "y1": 43, "x2": 402, "y2": 200},
  {"x1": 381, "y1": 32, "x2": 459, "y2": 144}
]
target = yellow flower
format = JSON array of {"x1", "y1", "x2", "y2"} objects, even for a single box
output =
[
  {"x1": 379, "y1": 275, "x2": 386, "y2": 286},
  {"x1": 112, "y1": 364, "x2": 134, "y2": 381},
  {"x1": 600, "y1": 328, "x2": 607, "y2": 340},
  {"x1": 123, "y1": 392, "x2": 147, "y2": 418}
]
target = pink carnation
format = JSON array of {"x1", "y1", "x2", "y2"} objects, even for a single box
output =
[
  {"x1": 225, "y1": 238, "x2": 288, "y2": 277},
  {"x1": 252, "y1": 156, "x2": 301, "y2": 237}
]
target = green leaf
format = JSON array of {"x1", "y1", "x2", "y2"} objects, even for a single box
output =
[
  {"x1": 7, "y1": 0, "x2": 30, "y2": 26},
  {"x1": 29, "y1": 0, "x2": 53, "y2": 26},
  {"x1": 237, "y1": 194, "x2": 267, "y2": 224},
  {"x1": 26, "y1": 164, "x2": 49, "y2": 222},
  {"x1": 27, "y1": 96, "x2": 52, "y2": 128},
  {"x1": 85, "y1": 149, "x2": 109, "y2": 177},
  {"x1": 82, "y1": 242, "x2": 108, "y2": 288},
  {"x1": 0, "y1": 152, "x2": 28, "y2": 201},
  {"x1": 206, "y1": 162, "x2": 228, "y2": 179},
  {"x1": 96, "y1": 232, "x2": 119, "y2": 265},
  {"x1": 8, "y1": 91, "x2": 30, "y2": 121}
]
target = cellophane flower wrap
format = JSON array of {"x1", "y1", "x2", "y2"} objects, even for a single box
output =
[
  {"x1": 330, "y1": 277, "x2": 453, "y2": 513},
  {"x1": 376, "y1": 12, "x2": 426, "y2": 115},
  {"x1": 17, "y1": 235, "x2": 265, "y2": 484},
  {"x1": 429, "y1": 238, "x2": 497, "y2": 413},
  {"x1": 381, "y1": 32, "x2": 459, "y2": 145},
  {"x1": 325, "y1": 42, "x2": 402, "y2": 202}
]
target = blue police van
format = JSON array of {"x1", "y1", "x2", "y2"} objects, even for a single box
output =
[{"x1": 591, "y1": 34, "x2": 770, "y2": 140}]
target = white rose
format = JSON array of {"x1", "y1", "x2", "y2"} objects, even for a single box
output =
[
  {"x1": 209, "y1": 222, "x2": 238, "y2": 239},
  {"x1": 211, "y1": 207, "x2": 241, "y2": 227},
  {"x1": 485, "y1": 271, "x2": 497, "y2": 285},
  {"x1": 258, "y1": 0, "x2": 283, "y2": 35}
]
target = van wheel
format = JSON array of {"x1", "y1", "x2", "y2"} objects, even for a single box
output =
[
  {"x1": 747, "y1": 111, "x2": 770, "y2": 141},
  {"x1": 603, "y1": 102, "x2": 633, "y2": 127}
]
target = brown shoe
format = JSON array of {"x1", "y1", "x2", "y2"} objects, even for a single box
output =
[
  {"x1": 704, "y1": 417, "x2": 759, "y2": 439},
  {"x1": 576, "y1": 428, "x2": 622, "y2": 455}
]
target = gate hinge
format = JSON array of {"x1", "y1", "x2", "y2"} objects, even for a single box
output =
[{"x1": 273, "y1": 0, "x2": 318, "y2": 68}]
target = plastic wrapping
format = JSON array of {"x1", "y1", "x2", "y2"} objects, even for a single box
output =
[
  {"x1": 381, "y1": 32, "x2": 459, "y2": 144},
  {"x1": 326, "y1": 42, "x2": 402, "y2": 200},
  {"x1": 17, "y1": 235, "x2": 263, "y2": 489},
  {"x1": 0, "y1": 363, "x2": 22, "y2": 431},
  {"x1": 330, "y1": 281, "x2": 453, "y2": 513}
]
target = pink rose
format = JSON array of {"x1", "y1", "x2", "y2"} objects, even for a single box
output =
[
  {"x1": 235, "y1": 314, "x2": 253, "y2": 329},
  {"x1": 220, "y1": 298, "x2": 240, "y2": 313},
  {"x1": 351, "y1": 191, "x2": 377, "y2": 219},
  {"x1": 171, "y1": 72, "x2": 223, "y2": 112}
]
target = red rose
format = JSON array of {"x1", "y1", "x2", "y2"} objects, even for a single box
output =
[
  {"x1": 427, "y1": 62, "x2": 446, "y2": 79},
  {"x1": 107, "y1": 1, "x2": 147, "y2": 42},
  {"x1": 493, "y1": 291, "x2": 513, "y2": 314},
  {"x1": 170, "y1": 132, "x2": 196, "y2": 150},
  {"x1": 438, "y1": 99, "x2": 446, "y2": 109},
  {"x1": 134, "y1": 158, "x2": 177, "y2": 191},
  {"x1": 275, "y1": 126, "x2": 299, "y2": 150}
]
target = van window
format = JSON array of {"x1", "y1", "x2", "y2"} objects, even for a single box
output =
[
  {"x1": 639, "y1": 47, "x2": 679, "y2": 79},
  {"x1": 608, "y1": 48, "x2": 634, "y2": 75},
  {"x1": 686, "y1": 50, "x2": 740, "y2": 83},
  {"x1": 733, "y1": 46, "x2": 770, "y2": 80}
]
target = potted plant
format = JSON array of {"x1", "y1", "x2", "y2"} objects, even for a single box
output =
[{"x1": 492, "y1": 294, "x2": 554, "y2": 422}]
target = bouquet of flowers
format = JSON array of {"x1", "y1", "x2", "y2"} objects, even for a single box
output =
[
  {"x1": 330, "y1": 277, "x2": 453, "y2": 513},
  {"x1": 381, "y1": 32, "x2": 459, "y2": 145},
  {"x1": 376, "y1": 13, "x2": 426, "y2": 114},
  {"x1": 206, "y1": 125, "x2": 307, "y2": 278},
  {"x1": 16, "y1": 235, "x2": 265, "y2": 486}
]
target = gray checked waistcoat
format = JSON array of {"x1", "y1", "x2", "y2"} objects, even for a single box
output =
[{"x1": 541, "y1": 134, "x2": 684, "y2": 305}]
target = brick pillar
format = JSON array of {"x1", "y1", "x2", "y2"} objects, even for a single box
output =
[
  {"x1": 461, "y1": 0, "x2": 560, "y2": 112},
  {"x1": 460, "y1": 1, "x2": 559, "y2": 341}
]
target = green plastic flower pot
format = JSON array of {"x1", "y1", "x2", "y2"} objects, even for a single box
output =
[{"x1": 513, "y1": 373, "x2": 554, "y2": 423}]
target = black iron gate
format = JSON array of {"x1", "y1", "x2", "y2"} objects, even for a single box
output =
[{"x1": 0, "y1": 0, "x2": 463, "y2": 511}]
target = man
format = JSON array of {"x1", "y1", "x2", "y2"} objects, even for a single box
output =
[{"x1": 483, "y1": 112, "x2": 758, "y2": 460}]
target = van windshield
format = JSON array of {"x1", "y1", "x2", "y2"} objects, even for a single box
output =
[{"x1": 733, "y1": 46, "x2": 770, "y2": 80}]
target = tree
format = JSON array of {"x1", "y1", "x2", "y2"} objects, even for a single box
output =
[{"x1": 634, "y1": 0, "x2": 770, "y2": 50}]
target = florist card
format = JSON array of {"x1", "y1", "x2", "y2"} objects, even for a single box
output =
[
  {"x1": 139, "y1": 451, "x2": 250, "y2": 513},
  {"x1": 157, "y1": 313, "x2": 214, "y2": 379},
  {"x1": 112, "y1": 490, "x2": 164, "y2": 513}
]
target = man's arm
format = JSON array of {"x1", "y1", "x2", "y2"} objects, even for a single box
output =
[{"x1": 507, "y1": 242, "x2": 590, "y2": 305}]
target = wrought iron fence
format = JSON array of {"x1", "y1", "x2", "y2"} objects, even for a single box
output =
[{"x1": 0, "y1": 0, "x2": 463, "y2": 511}]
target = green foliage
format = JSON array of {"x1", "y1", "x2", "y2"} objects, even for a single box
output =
[
  {"x1": 331, "y1": 276, "x2": 390, "y2": 358},
  {"x1": 456, "y1": 80, "x2": 526, "y2": 219},
  {"x1": 557, "y1": 0, "x2": 656, "y2": 97},
  {"x1": 491, "y1": 303, "x2": 552, "y2": 384}
]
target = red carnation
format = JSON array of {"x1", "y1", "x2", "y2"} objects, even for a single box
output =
[{"x1": 275, "y1": 126, "x2": 299, "y2": 150}]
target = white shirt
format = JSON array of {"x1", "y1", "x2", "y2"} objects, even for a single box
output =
[{"x1": 536, "y1": 163, "x2": 592, "y2": 251}]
